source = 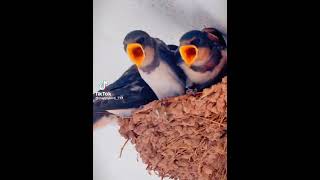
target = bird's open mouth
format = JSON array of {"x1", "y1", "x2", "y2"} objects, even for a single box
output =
[
  {"x1": 179, "y1": 45, "x2": 198, "y2": 66},
  {"x1": 127, "y1": 43, "x2": 145, "y2": 67}
]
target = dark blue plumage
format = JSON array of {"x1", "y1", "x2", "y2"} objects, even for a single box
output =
[{"x1": 93, "y1": 65, "x2": 158, "y2": 124}]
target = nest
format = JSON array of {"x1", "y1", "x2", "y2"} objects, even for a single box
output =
[{"x1": 118, "y1": 77, "x2": 227, "y2": 180}]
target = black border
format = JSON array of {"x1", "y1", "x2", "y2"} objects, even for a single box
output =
[
  {"x1": 3, "y1": 0, "x2": 317, "y2": 179},
  {"x1": 228, "y1": 0, "x2": 318, "y2": 179},
  {"x1": 3, "y1": 1, "x2": 93, "y2": 179}
]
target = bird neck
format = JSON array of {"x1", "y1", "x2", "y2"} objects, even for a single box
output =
[
  {"x1": 139, "y1": 39, "x2": 160, "y2": 74},
  {"x1": 191, "y1": 47, "x2": 226, "y2": 73}
]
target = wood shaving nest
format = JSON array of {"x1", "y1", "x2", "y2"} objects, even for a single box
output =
[{"x1": 118, "y1": 77, "x2": 227, "y2": 180}]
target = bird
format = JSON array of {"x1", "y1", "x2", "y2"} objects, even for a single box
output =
[
  {"x1": 93, "y1": 65, "x2": 158, "y2": 125},
  {"x1": 177, "y1": 27, "x2": 227, "y2": 92},
  {"x1": 123, "y1": 30, "x2": 186, "y2": 99}
]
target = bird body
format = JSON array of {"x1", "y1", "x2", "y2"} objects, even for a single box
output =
[
  {"x1": 138, "y1": 56, "x2": 185, "y2": 99},
  {"x1": 179, "y1": 53, "x2": 226, "y2": 84},
  {"x1": 124, "y1": 30, "x2": 186, "y2": 99}
]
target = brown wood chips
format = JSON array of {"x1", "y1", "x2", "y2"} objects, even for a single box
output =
[{"x1": 119, "y1": 77, "x2": 227, "y2": 180}]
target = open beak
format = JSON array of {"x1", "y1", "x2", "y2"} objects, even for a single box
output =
[
  {"x1": 126, "y1": 43, "x2": 145, "y2": 67},
  {"x1": 179, "y1": 45, "x2": 198, "y2": 66}
]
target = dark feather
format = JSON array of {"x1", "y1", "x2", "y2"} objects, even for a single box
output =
[{"x1": 93, "y1": 65, "x2": 158, "y2": 123}]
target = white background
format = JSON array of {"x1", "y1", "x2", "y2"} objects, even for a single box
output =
[{"x1": 93, "y1": 0, "x2": 227, "y2": 179}]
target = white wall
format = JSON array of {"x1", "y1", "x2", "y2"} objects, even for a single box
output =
[{"x1": 93, "y1": 0, "x2": 227, "y2": 179}]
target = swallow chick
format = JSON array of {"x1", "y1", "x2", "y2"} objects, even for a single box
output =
[
  {"x1": 93, "y1": 65, "x2": 158, "y2": 126},
  {"x1": 123, "y1": 30, "x2": 186, "y2": 99},
  {"x1": 177, "y1": 27, "x2": 227, "y2": 91}
]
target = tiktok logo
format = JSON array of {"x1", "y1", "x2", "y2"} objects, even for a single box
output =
[{"x1": 98, "y1": 80, "x2": 108, "y2": 90}]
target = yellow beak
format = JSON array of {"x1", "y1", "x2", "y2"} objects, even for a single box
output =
[
  {"x1": 179, "y1": 45, "x2": 198, "y2": 66},
  {"x1": 126, "y1": 43, "x2": 145, "y2": 67}
]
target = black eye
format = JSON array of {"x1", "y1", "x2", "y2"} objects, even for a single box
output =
[
  {"x1": 124, "y1": 44, "x2": 127, "y2": 52},
  {"x1": 191, "y1": 38, "x2": 201, "y2": 46},
  {"x1": 136, "y1": 37, "x2": 145, "y2": 44}
]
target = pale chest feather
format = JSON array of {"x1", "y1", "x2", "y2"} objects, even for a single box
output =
[
  {"x1": 180, "y1": 52, "x2": 227, "y2": 85},
  {"x1": 139, "y1": 61, "x2": 184, "y2": 99},
  {"x1": 180, "y1": 63, "x2": 215, "y2": 84}
]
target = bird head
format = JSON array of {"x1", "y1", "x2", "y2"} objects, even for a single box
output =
[
  {"x1": 123, "y1": 30, "x2": 155, "y2": 68},
  {"x1": 179, "y1": 28, "x2": 226, "y2": 67}
]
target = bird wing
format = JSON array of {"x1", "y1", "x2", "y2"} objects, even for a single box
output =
[
  {"x1": 93, "y1": 65, "x2": 158, "y2": 123},
  {"x1": 167, "y1": 44, "x2": 178, "y2": 51}
]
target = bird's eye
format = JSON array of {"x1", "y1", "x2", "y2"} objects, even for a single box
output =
[
  {"x1": 136, "y1": 37, "x2": 145, "y2": 44},
  {"x1": 124, "y1": 44, "x2": 127, "y2": 52},
  {"x1": 191, "y1": 38, "x2": 201, "y2": 46}
]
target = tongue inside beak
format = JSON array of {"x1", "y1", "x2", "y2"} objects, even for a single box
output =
[
  {"x1": 127, "y1": 43, "x2": 145, "y2": 67},
  {"x1": 179, "y1": 45, "x2": 198, "y2": 66}
]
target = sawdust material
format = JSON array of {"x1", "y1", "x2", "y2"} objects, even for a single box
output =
[{"x1": 119, "y1": 77, "x2": 227, "y2": 180}]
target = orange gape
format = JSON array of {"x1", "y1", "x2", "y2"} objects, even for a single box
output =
[
  {"x1": 179, "y1": 45, "x2": 198, "y2": 66},
  {"x1": 127, "y1": 43, "x2": 145, "y2": 67}
]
